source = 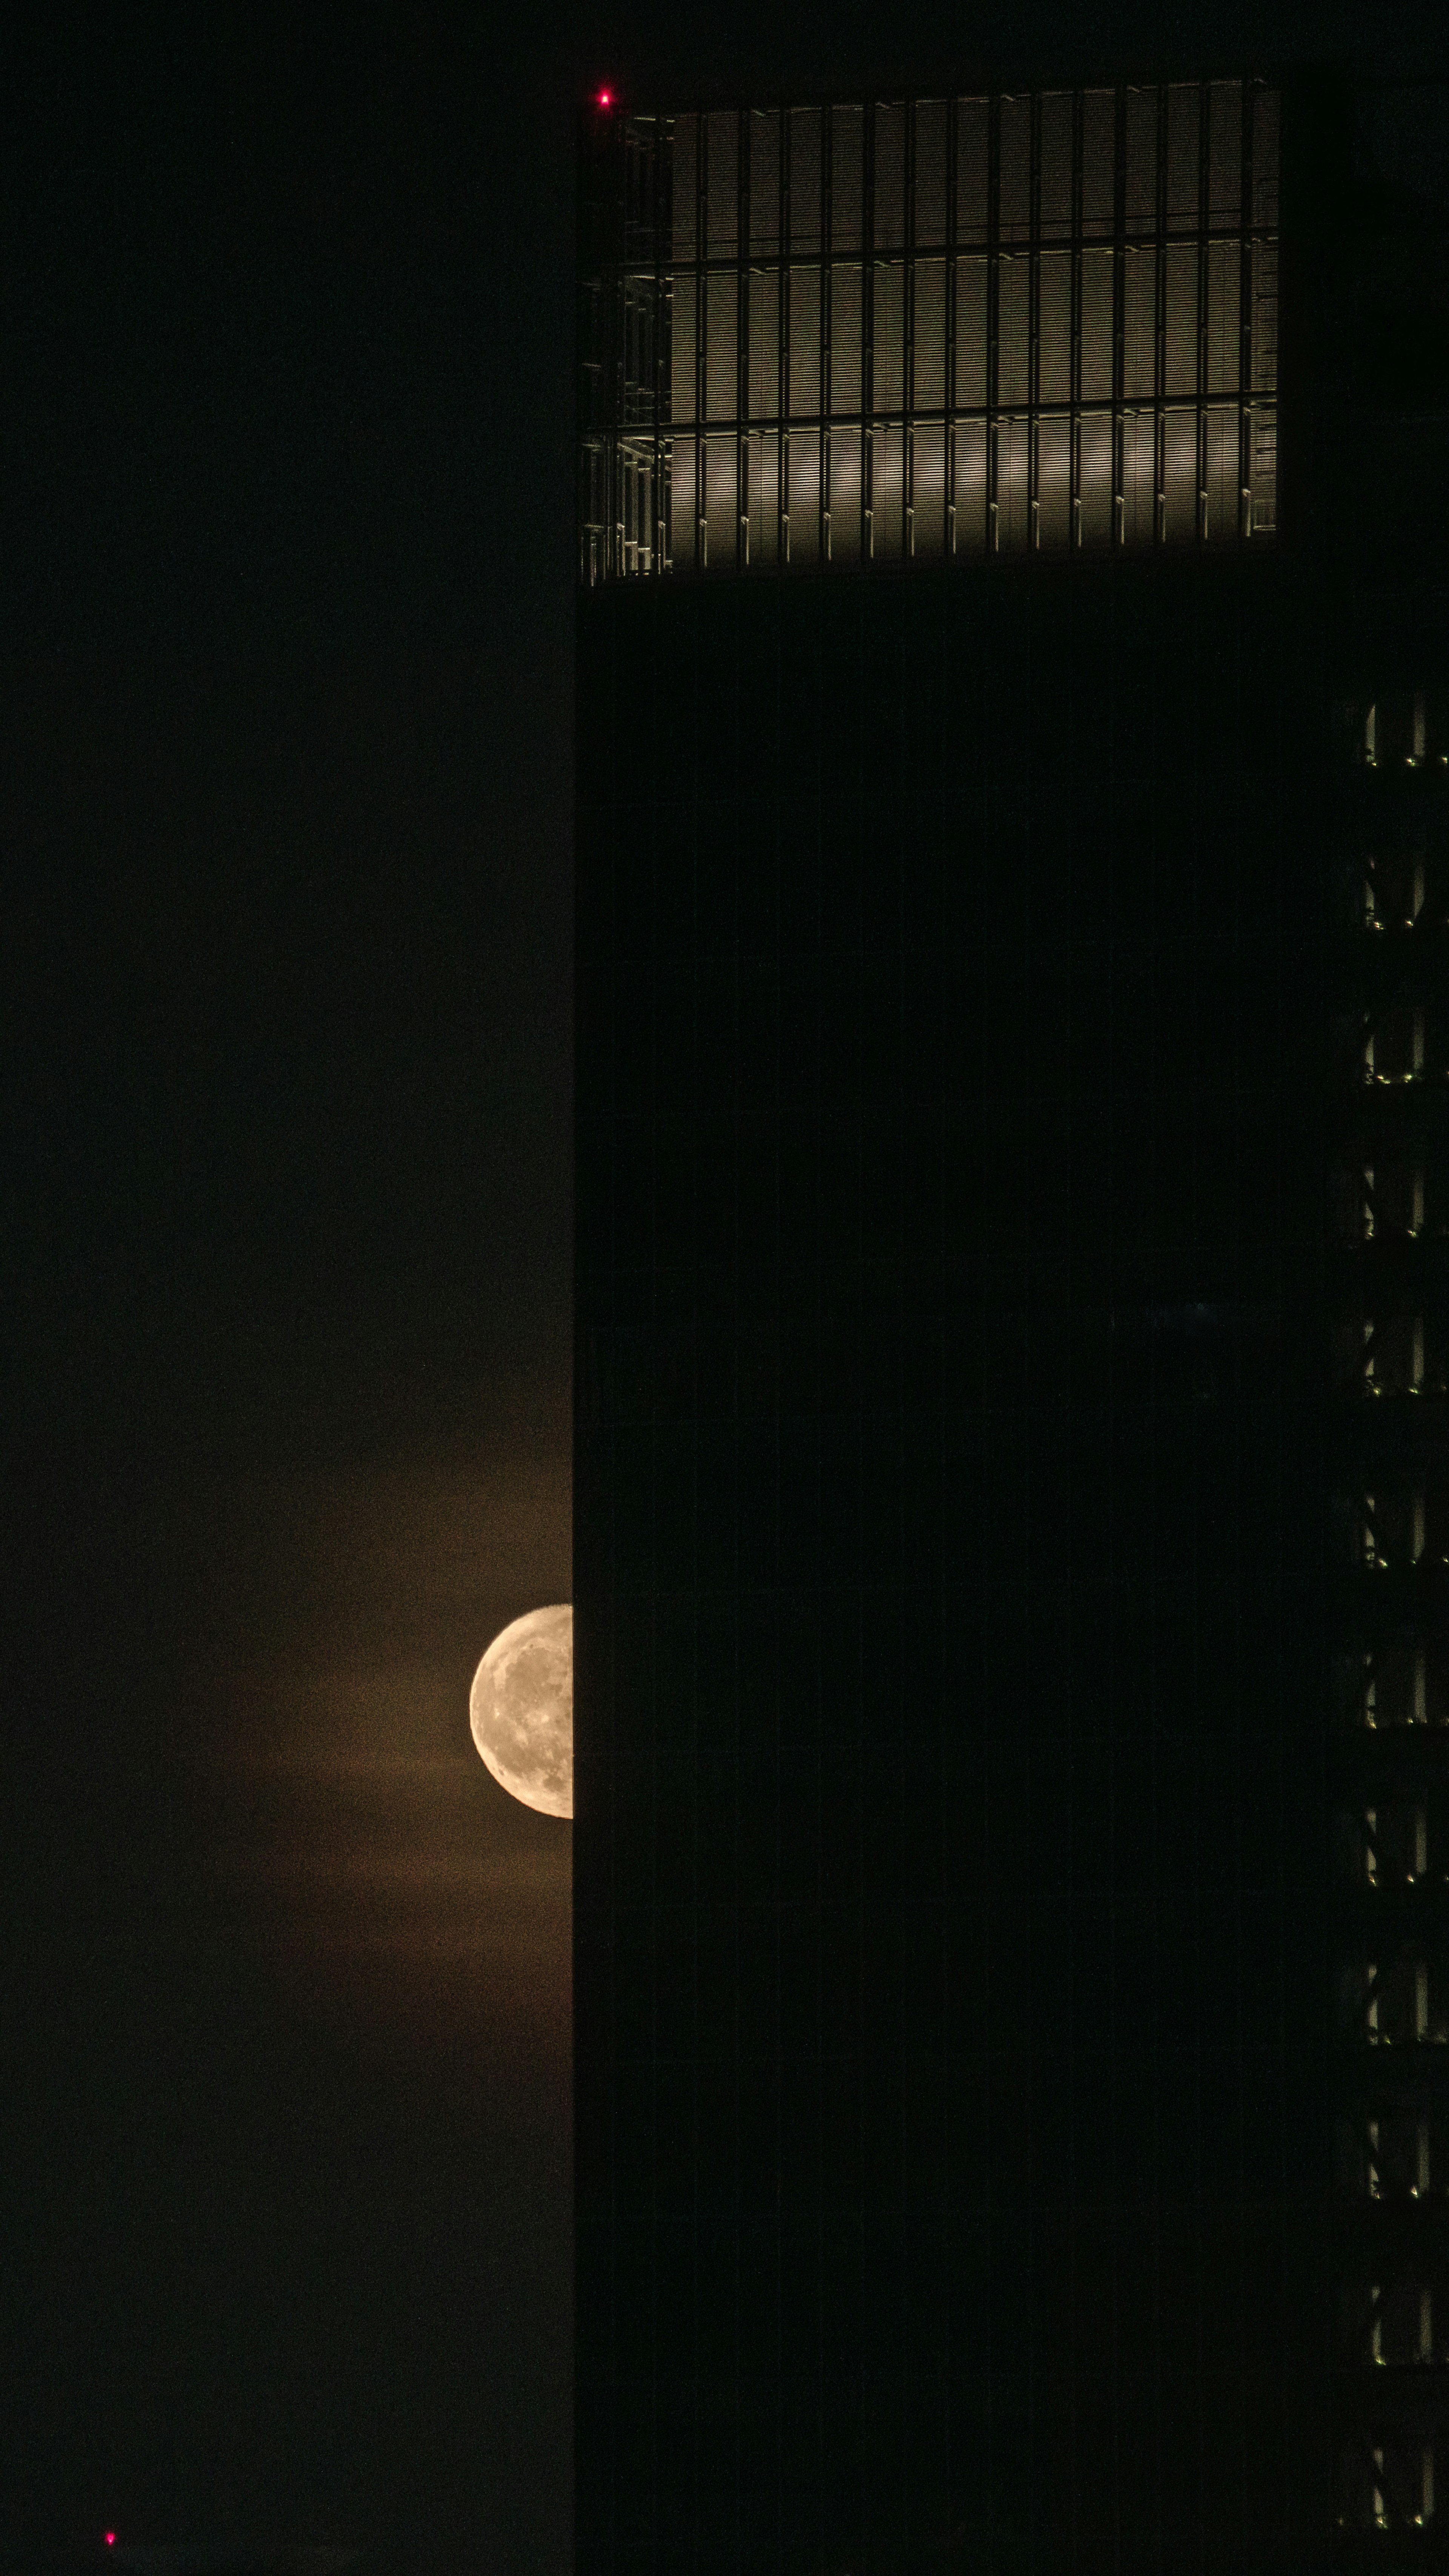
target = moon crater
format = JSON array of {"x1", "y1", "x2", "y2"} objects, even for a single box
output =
[{"x1": 469, "y1": 1604, "x2": 572, "y2": 1820}]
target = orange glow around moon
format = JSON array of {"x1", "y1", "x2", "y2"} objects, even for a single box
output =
[
  {"x1": 205, "y1": 1423, "x2": 572, "y2": 2086},
  {"x1": 469, "y1": 1605, "x2": 573, "y2": 1819}
]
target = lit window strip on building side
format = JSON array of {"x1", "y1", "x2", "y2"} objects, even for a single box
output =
[
  {"x1": 578, "y1": 81, "x2": 1280, "y2": 582},
  {"x1": 1337, "y1": 686, "x2": 1449, "y2": 2538}
]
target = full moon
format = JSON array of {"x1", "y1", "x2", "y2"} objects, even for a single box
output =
[{"x1": 469, "y1": 1604, "x2": 573, "y2": 1819}]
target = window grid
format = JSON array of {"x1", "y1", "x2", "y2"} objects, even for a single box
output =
[{"x1": 579, "y1": 81, "x2": 1280, "y2": 582}]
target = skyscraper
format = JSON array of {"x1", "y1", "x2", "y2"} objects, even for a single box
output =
[{"x1": 574, "y1": 68, "x2": 1449, "y2": 2574}]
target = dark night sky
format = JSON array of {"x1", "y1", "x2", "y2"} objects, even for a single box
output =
[{"x1": 1, "y1": 5, "x2": 1444, "y2": 2575}]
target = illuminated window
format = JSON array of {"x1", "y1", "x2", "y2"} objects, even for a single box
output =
[
  {"x1": 1357, "y1": 2110, "x2": 1434, "y2": 2200},
  {"x1": 1342, "y1": 2441, "x2": 1437, "y2": 2532},
  {"x1": 1359, "y1": 848, "x2": 1432, "y2": 929},
  {"x1": 1333, "y1": 1160, "x2": 1430, "y2": 1242},
  {"x1": 1348, "y1": 1484, "x2": 1447, "y2": 1571},
  {"x1": 1366, "y1": 2274, "x2": 1435, "y2": 2366},
  {"x1": 1357, "y1": 1955, "x2": 1446, "y2": 2047},
  {"x1": 1355, "y1": 1802, "x2": 1431, "y2": 1885},
  {"x1": 580, "y1": 81, "x2": 1281, "y2": 578},
  {"x1": 1361, "y1": 1002, "x2": 1429, "y2": 1086},
  {"x1": 1341, "y1": 1313, "x2": 1444, "y2": 1401},
  {"x1": 1352, "y1": 1638, "x2": 1446, "y2": 1730},
  {"x1": 1363, "y1": 689, "x2": 1449, "y2": 769}
]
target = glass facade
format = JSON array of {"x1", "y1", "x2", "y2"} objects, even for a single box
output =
[
  {"x1": 575, "y1": 553, "x2": 1331, "y2": 2576},
  {"x1": 579, "y1": 81, "x2": 1280, "y2": 583},
  {"x1": 575, "y1": 63, "x2": 1449, "y2": 2576}
]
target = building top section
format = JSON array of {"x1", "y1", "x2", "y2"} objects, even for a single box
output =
[{"x1": 578, "y1": 80, "x2": 1280, "y2": 585}]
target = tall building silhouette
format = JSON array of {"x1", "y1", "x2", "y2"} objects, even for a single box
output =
[{"x1": 574, "y1": 68, "x2": 1449, "y2": 2574}]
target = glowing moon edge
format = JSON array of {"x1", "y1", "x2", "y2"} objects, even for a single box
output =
[{"x1": 469, "y1": 1603, "x2": 573, "y2": 1820}]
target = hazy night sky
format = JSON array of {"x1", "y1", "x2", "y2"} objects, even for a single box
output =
[{"x1": 1, "y1": 5, "x2": 1444, "y2": 2574}]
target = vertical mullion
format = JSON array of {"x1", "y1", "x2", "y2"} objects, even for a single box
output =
[
  {"x1": 777, "y1": 105, "x2": 788, "y2": 571},
  {"x1": 1239, "y1": 79, "x2": 1255, "y2": 542},
  {"x1": 1111, "y1": 83, "x2": 1127, "y2": 546},
  {"x1": 904, "y1": 97, "x2": 917, "y2": 557},
  {"x1": 1070, "y1": 86, "x2": 1084, "y2": 547},
  {"x1": 621, "y1": 135, "x2": 632, "y2": 573},
  {"x1": 986, "y1": 92, "x2": 1001, "y2": 551},
  {"x1": 611, "y1": 120, "x2": 625, "y2": 579},
  {"x1": 603, "y1": 153, "x2": 615, "y2": 577},
  {"x1": 609, "y1": 128, "x2": 621, "y2": 577},
  {"x1": 945, "y1": 91, "x2": 958, "y2": 553},
  {"x1": 695, "y1": 108, "x2": 708, "y2": 569},
  {"x1": 1195, "y1": 80, "x2": 1210, "y2": 544},
  {"x1": 738, "y1": 107, "x2": 749, "y2": 571},
  {"x1": 781, "y1": 106, "x2": 792, "y2": 566},
  {"x1": 863, "y1": 101, "x2": 877, "y2": 559},
  {"x1": 1154, "y1": 80, "x2": 1168, "y2": 547},
  {"x1": 632, "y1": 138, "x2": 641, "y2": 573},
  {"x1": 1029, "y1": 89, "x2": 1042, "y2": 548},
  {"x1": 822, "y1": 106, "x2": 834, "y2": 562},
  {"x1": 655, "y1": 117, "x2": 668, "y2": 573}
]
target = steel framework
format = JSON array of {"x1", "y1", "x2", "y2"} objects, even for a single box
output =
[{"x1": 578, "y1": 80, "x2": 1280, "y2": 584}]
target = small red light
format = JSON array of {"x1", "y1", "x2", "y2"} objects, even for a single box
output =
[{"x1": 596, "y1": 89, "x2": 613, "y2": 107}]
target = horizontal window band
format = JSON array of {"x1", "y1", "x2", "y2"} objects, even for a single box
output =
[
  {"x1": 652, "y1": 402, "x2": 1267, "y2": 433},
  {"x1": 613, "y1": 228, "x2": 1278, "y2": 276}
]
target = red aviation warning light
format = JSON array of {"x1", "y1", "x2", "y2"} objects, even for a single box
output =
[{"x1": 595, "y1": 89, "x2": 614, "y2": 108}]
